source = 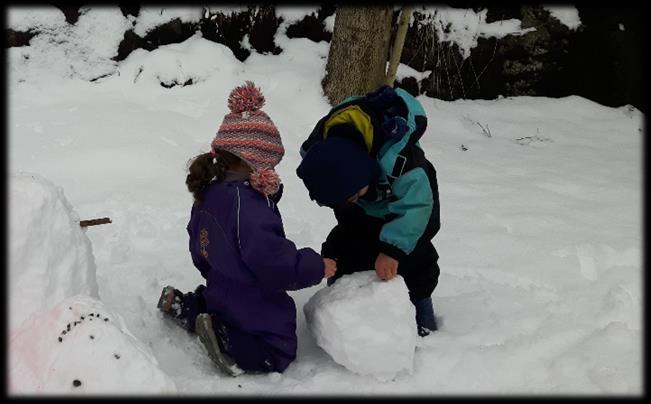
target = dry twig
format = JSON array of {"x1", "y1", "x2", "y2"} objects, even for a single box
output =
[{"x1": 79, "y1": 217, "x2": 112, "y2": 227}]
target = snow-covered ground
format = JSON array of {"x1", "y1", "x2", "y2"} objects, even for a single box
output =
[{"x1": 8, "y1": 6, "x2": 643, "y2": 396}]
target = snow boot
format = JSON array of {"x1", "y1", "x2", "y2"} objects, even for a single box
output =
[
  {"x1": 195, "y1": 313, "x2": 244, "y2": 377},
  {"x1": 413, "y1": 296, "x2": 438, "y2": 336},
  {"x1": 157, "y1": 285, "x2": 182, "y2": 313},
  {"x1": 157, "y1": 285, "x2": 188, "y2": 329}
]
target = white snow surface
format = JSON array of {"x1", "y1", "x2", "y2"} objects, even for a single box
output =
[
  {"x1": 9, "y1": 173, "x2": 99, "y2": 330},
  {"x1": 133, "y1": 7, "x2": 204, "y2": 37},
  {"x1": 323, "y1": 15, "x2": 335, "y2": 33},
  {"x1": 543, "y1": 5, "x2": 582, "y2": 30},
  {"x1": 392, "y1": 62, "x2": 431, "y2": 82},
  {"x1": 7, "y1": 5, "x2": 68, "y2": 32},
  {"x1": 116, "y1": 33, "x2": 241, "y2": 88},
  {"x1": 7, "y1": 5, "x2": 643, "y2": 396},
  {"x1": 8, "y1": 6, "x2": 130, "y2": 82},
  {"x1": 205, "y1": 5, "x2": 249, "y2": 17},
  {"x1": 275, "y1": 6, "x2": 320, "y2": 24},
  {"x1": 304, "y1": 272, "x2": 418, "y2": 381}
]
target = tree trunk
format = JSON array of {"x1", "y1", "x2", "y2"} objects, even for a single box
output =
[
  {"x1": 322, "y1": 6, "x2": 393, "y2": 105},
  {"x1": 385, "y1": 6, "x2": 412, "y2": 87}
]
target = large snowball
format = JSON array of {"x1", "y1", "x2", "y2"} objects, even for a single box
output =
[
  {"x1": 304, "y1": 271, "x2": 418, "y2": 381},
  {"x1": 9, "y1": 295, "x2": 176, "y2": 394},
  {"x1": 9, "y1": 173, "x2": 99, "y2": 330}
]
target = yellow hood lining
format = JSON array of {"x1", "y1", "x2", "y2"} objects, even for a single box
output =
[{"x1": 323, "y1": 105, "x2": 374, "y2": 153}]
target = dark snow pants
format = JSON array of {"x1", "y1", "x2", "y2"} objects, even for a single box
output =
[
  {"x1": 180, "y1": 285, "x2": 289, "y2": 373},
  {"x1": 323, "y1": 204, "x2": 440, "y2": 302}
]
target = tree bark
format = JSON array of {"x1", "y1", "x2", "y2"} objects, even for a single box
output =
[
  {"x1": 322, "y1": 6, "x2": 393, "y2": 105},
  {"x1": 385, "y1": 6, "x2": 412, "y2": 87}
]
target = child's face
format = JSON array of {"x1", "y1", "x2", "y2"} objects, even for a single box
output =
[{"x1": 346, "y1": 185, "x2": 369, "y2": 204}]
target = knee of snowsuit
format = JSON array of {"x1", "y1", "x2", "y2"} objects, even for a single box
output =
[
  {"x1": 179, "y1": 284, "x2": 293, "y2": 373},
  {"x1": 212, "y1": 321, "x2": 295, "y2": 373},
  {"x1": 324, "y1": 204, "x2": 439, "y2": 301}
]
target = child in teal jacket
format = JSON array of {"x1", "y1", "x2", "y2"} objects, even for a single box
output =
[{"x1": 296, "y1": 85, "x2": 441, "y2": 336}]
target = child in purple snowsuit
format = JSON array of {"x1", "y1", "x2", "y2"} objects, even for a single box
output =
[{"x1": 158, "y1": 81, "x2": 336, "y2": 376}]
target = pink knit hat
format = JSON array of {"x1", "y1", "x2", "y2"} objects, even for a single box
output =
[{"x1": 211, "y1": 81, "x2": 284, "y2": 196}]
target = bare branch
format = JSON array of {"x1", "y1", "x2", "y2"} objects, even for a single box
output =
[{"x1": 475, "y1": 121, "x2": 492, "y2": 137}]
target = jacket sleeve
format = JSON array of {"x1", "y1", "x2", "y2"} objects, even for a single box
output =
[
  {"x1": 378, "y1": 167, "x2": 436, "y2": 260},
  {"x1": 187, "y1": 204, "x2": 211, "y2": 279},
  {"x1": 321, "y1": 226, "x2": 343, "y2": 259},
  {"x1": 320, "y1": 205, "x2": 372, "y2": 259},
  {"x1": 237, "y1": 189, "x2": 325, "y2": 291}
]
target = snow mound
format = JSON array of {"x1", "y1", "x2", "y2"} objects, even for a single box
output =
[
  {"x1": 304, "y1": 271, "x2": 418, "y2": 381},
  {"x1": 115, "y1": 33, "x2": 241, "y2": 88},
  {"x1": 9, "y1": 295, "x2": 176, "y2": 395},
  {"x1": 9, "y1": 173, "x2": 99, "y2": 330},
  {"x1": 7, "y1": 5, "x2": 68, "y2": 32},
  {"x1": 8, "y1": 7, "x2": 130, "y2": 83}
]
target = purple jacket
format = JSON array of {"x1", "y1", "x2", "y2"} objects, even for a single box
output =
[{"x1": 186, "y1": 177, "x2": 324, "y2": 365}]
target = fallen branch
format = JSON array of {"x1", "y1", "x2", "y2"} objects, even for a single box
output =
[
  {"x1": 462, "y1": 115, "x2": 492, "y2": 137},
  {"x1": 79, "y1": 217, "x2": 112, "y2": 227},
  {"x1": 475, "y1": 121, "x2": 492, "y2": 137}
]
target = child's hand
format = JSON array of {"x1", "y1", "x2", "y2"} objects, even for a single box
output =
[
  {"x1": 323, "y1": 258, "x2": 337, "y2": 279},
  {"x1": 375, "y1": 253, "x2": 398, "y2": 280}
]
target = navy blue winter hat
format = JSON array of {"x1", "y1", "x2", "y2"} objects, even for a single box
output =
[{"x1": 296, "y1": 136, "x2": 379, "y2": 208}]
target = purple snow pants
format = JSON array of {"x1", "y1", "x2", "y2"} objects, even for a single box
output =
[{"x1": 179, "y1": 285, "x2": 285, "y2": 373}]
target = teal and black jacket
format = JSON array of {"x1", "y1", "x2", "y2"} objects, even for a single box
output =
[{"x1": 300, "y1": 86, "x2": 440, "y2": 261}]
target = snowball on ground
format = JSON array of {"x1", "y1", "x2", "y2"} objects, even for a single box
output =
[
  {"x1": 9, "y1": 295, "x2": 176, "y2": 395},
  {"x1": 9, "y1": 173, "x2": 99, "y2": 330},
  {"x1": 304, "y1": 271, "x2": 418, "y2": 381}
]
